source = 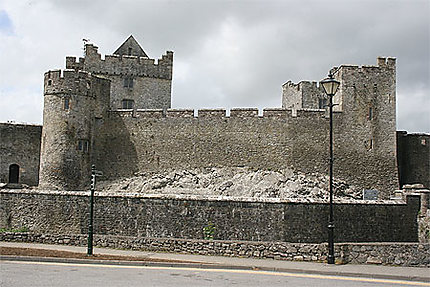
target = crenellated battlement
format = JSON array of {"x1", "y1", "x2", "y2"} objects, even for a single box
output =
[
  {"x1": 44, "y1": 69, "x2": 110, "y2": 97},
  {"x1": 336, "y1": 57, "x2": 396, "y2": 74},
  {"x1": 65, "y1": 43, "x2": 173, "y2": 80},
  {"x1": 166, "y1": 109, "x2": 194, "y2": 118},
  {"x1": 65, "y1": 56, "x2": 84, "y2": 71},
  {"x1": 262, "y1": 108, "x2": 289, "y2": 118},
  {"x1": 136, "y1": 109, "x2": 165, "y2": 119},
  {"x1": 107, "y1": 107, "x2": 333, "y2": 121},
  {"x1": 197, "y1": 109, "x2": 226, "y2": 118},
  {"x1": 376, "y1": 57, "x2": 396, "y2": 69},
  {"x1": 230, "y1": 108, "x2": 259, "y2": 118},
  {"x1": 77, "y1": 43, "x2": 173, "y2": 80}
]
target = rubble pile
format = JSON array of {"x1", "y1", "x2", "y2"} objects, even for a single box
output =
[{"x1": 98, "y1": 167, "x2": 362, "y2": 200}]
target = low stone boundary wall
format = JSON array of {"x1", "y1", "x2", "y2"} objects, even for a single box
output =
[
  {"x1": 1, "y1": 232, "x2": 429, "y2": 267},
  {"x1": 0, "y1": 190, "x2": 421, "y2": 243}
]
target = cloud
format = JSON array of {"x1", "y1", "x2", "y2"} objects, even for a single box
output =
[{"x1": 0, "y1": 0, "x2": 428, "y2": 132}]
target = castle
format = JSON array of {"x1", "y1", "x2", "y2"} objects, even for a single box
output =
[{"x1": 1, "y1": 36, "x2": 429, "y2": 196}]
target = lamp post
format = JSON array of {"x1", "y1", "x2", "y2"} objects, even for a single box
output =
[
  {"x1": 87, "y1": 165, "x2": 96, "y2": 256},
  {"x1": 320, "y1": 72, "x2": 340, "y2": 265}
]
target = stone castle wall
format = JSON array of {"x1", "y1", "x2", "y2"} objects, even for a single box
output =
[
  {"x1": 277, "y1": 58, "x2": 399, "y2": 196},
  {"x1": 93, "y1": 107, "x2": 398, "y2": 197},
  {"x1": 39, "y1": 70, "x2": 111, "y2": 190},
  {"x1": 0, "y1": 123, "x2": 42, "y2": 186},
  {"x1": 0, "y1": 190, "x2": 420, "y2": 243}
]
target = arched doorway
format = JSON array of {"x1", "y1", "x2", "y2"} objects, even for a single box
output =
[{"x1": 9, "y1": 164, "x2": 19, "y2": 183}]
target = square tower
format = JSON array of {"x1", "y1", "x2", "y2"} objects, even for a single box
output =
[{"x1": 66, "y1": 35, "x2": 173, "y2": 111}]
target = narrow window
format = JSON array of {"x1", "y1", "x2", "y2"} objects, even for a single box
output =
[
  {"x1": 369, "y1": 138, "x2": 373, "y2": 150},
  {"x1": 128, "y1": 47, "x2": 132, "y2": 55},
  {"x1": 8, "y1": 164, "x2": 19, "y2": 183},
  {"x1": 47, "y1": 80, "x2": 52, "y2": 86},
  {"x1": 122, "y1": 99, "x2": 134, "y2": 109},
  {"x1": 64, "y1": 98, "x2": 70, "y2": 110},
  {"x1": 77, "y1": 140, "x2": 89, "y2": 153},
  {"x1": 368, "y1": 107, "x2": 373, "y2": 120},
  {"x1": 318, "y1": 98, "x2": 327, "y2": 109},
  {"x1": 123, "y1": 77, "x2": 134, "y2": 88}
]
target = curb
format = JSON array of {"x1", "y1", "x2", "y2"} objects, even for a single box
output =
[{"x1": 2, "y1": 255, "x2": 429, "y2": 283}]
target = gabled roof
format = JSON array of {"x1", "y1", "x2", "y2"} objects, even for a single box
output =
[{"x1": 113, "y1": 35, "x2": 148, "y2": 57}]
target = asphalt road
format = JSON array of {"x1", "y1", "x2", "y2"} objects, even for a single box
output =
[{"x1": 2, "y1": 260, "x2": 428, "y2": 287}]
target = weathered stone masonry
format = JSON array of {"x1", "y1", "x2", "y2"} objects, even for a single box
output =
[
  {"x1": 0, "y1": 190, "x2": 420, "y2": 243},
  {"x1": 39, "y1": 70, "x2": 111, "y2": 190},
  {"x1": 3, "y1": 37, "x2": 429, "y2": 200},
  {"x1": 94, "y1": 107, "x2": 398, "y2": 198},
  {"x1": 0, "y1": 123, "x2": 41, "y2": 186},
  {"x1": 397, "y1": 131, "x2": 430, "y2": 189},
  {"x1": 40, "y1": 50, "x2": 399, "y2": 197},
  {"x1": 2, "y1": 233, "x2": 428, "y2": 267}
]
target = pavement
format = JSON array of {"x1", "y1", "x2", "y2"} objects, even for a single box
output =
[{"x1": 1, "y1": 241, "x2": 429, "y2": 283}]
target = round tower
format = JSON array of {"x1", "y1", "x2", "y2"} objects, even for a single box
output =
[{"x1": 39, "y1": 69, "x2": 110, "y2": 190}]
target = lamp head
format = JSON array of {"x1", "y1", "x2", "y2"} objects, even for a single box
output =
[{"x1": 320, "y1": 73, "x2": 340, "y2": 96}]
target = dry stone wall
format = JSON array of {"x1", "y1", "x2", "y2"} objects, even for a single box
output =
[{"x1": 1, "y1": 233, "x2": 428, "y2": 267}]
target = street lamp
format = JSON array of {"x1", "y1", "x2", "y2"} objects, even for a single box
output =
[
  {"x1": 87, "y1": 165, "x2": 96, "y2": 256},
  {"x1": 320, "y1": 72, "x2": 340, "y2": 265}
]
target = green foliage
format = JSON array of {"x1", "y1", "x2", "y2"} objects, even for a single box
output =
[
  {"x1": 0, "y1": 226, "x2": 29, "y2": 233},
  {"x1": 203, "y1": 222, "x2": 216, "y2": 240}
]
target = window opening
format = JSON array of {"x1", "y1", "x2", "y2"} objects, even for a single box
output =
[
  {"x1": 8, "y1": 164, "x2": 19, "y2": 183},
  {"x1": 64, "y1": 98, "x2": 70, "y2": 110},
  {"x1": 122, "y1": 99, "x2": 134, "y2": 109},
  {"x1": 318, "y1": 98, "x2": 327, "y2": 109},
  {"x1": 128, "y1": 47, "x2": 132, "y2": 55},
  {"x1": 368, "y1": 107, "x2": 373, "y2": 120},
  {"x1": 48, "y1": 80, "x2": 52, "y2": 86},
  {"x1": 123, "y1": 77, "x2": 134, "y2": 88},
  {"x1": 77, "y1": 140, "x2": 89, "y2": 153}
]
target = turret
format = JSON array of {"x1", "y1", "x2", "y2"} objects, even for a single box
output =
[{"x1": 39, "y1": 69, "x2": 110, "y2": 190}]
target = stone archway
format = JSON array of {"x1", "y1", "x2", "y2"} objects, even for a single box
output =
[{"x1": 8, "y1": 164, "x2": 19, "y2": 183}]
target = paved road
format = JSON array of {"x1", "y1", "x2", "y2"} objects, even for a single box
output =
[{"x1": 2, "y1": 260, "x2": 428, "y2": 287}]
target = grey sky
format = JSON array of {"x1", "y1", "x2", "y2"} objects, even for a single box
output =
[{"x1": 0, "y1": 0, "x2": 429, "y2": 132}]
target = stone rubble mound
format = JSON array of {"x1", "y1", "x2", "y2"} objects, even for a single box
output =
[{"x1": 98, "y1": 167, "x2": 362, "y2": 200}]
